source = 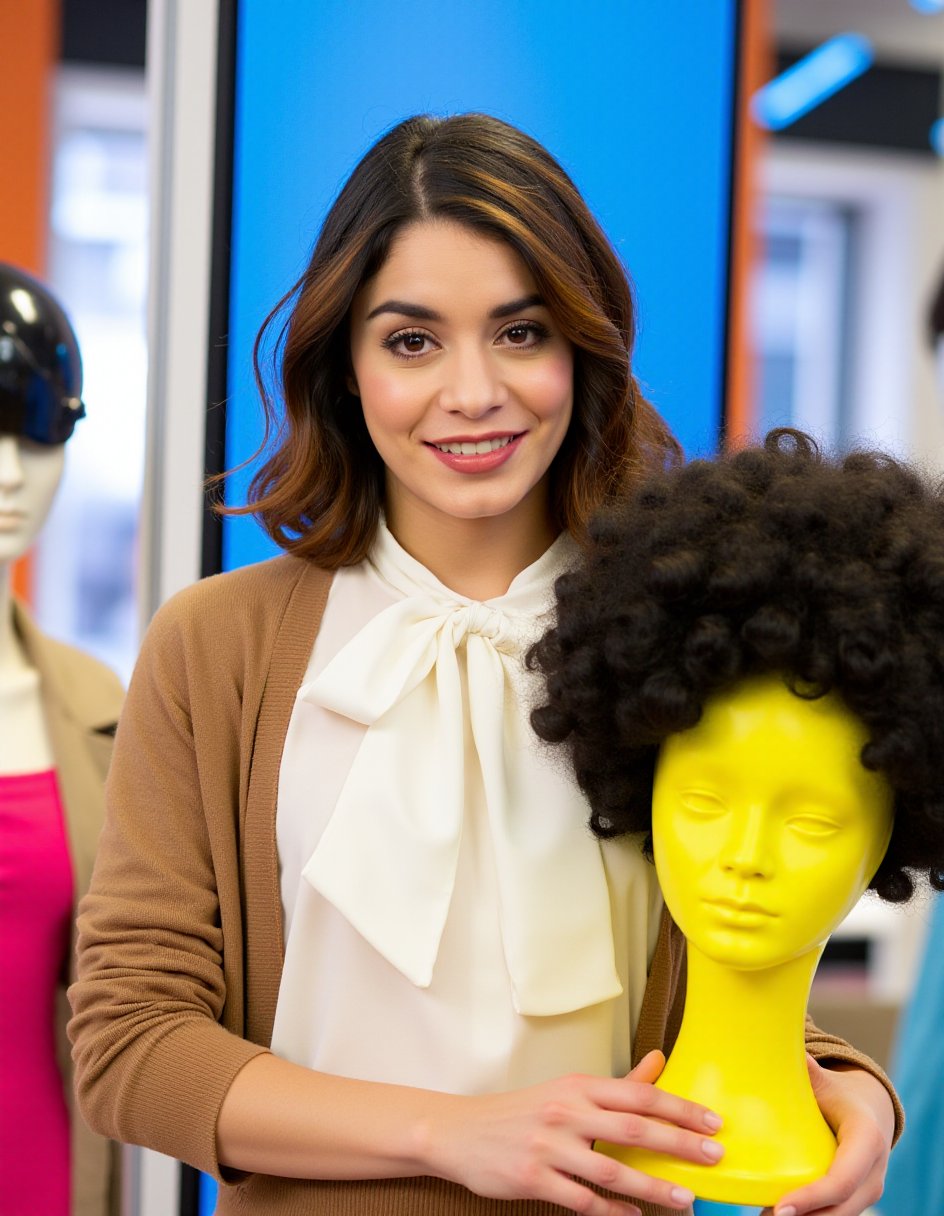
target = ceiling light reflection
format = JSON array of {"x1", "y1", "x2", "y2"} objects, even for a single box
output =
[{"x1": 752, "y1": 34, "x2": 874, "y2": 131}]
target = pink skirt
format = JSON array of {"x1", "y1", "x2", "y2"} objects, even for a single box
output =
[{"x1": 0, "y1": 769, "x2": 73, "y2": 1216}]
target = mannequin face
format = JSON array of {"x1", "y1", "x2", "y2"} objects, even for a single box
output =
[
  {"x1": 0, "y1": 434, "x2": 65, "y2": 567},
  {"x1": 652, "y1": 674, "x2": 893, "y2": 971}
]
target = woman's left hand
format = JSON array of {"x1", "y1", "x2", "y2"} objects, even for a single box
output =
[{"x1": 762, "y1": 1056, "x2": 895, "y2": 1216}]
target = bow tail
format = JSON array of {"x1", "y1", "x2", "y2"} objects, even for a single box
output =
[
  {"x1": 302, "y1": 646, "x2": 465, "y2": 989},
  {"x1": 468, "y1": 641, "x2": 623, "y2": 1016}
]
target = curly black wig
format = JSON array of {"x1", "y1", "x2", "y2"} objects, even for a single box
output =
[{"x1": 530, "y1": 429, "x2": 944, "y2": 903}]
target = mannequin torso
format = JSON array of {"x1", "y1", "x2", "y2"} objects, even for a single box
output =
[{"x1": 0, "y1": 433, "x2": 72, "y2": 1215}]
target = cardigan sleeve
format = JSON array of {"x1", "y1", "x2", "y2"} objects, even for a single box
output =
[
  {"x1": 67, "y1": 588, "x2": 270, "y2": 1179},
  {"x1": 804, "y1": 1014, "x2": 904, "y2": 1145}
]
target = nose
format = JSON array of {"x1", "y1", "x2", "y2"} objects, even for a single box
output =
[
  {"x1": 438, "y1": 345, "x2": 507, "y2": 417},
  {"x1": 0, "y1": 436, "x2": 25, "y2": 493},
  {"x1": 718, "y1": 805, "x2": 774, "y2": 880}
]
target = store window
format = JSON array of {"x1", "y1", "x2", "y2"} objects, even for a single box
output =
[
  {"x1": 35, "y1": 65, "x2": 148, "y2": 682},
  {"x1": 754, "y1": 196, "x2": 855, "y2": 451}
]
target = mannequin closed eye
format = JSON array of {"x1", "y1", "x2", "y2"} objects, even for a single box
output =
[
  {"x1": 679, "y1": 790, "x2": 727, "y2": 817},
  {"x1": 785, "y1": 812, "x2": 842, "y2": 838}
]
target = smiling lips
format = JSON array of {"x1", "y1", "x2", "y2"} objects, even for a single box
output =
[{"x1": 426, "y1": 432, "x2": 523, "y2": 473}]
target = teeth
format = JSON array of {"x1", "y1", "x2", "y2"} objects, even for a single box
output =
[{"x1": 434, "y1": 436, "x2": 514, "y2": 455}]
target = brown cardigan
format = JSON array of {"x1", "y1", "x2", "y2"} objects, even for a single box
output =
[
  {"x1": 68, "y1": 555, "x2": 902, "y2": 1216},
  {"x1": 14, "y1": 602, "x2": 124, "y2": 1216}
]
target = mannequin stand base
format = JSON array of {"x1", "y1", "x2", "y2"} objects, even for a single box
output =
[{"x1": 595, "y1": 1139, "x2": 835, "y2": 1207}]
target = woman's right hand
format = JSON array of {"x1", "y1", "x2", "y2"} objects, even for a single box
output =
[
  {"x1": 216, "y1": 1049, "x2": 720, "y2": 1210},
  {"x1": 424, "y1": 1050, "x2": 723, "y2": 1215}
]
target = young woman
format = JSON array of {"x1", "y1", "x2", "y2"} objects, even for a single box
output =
[{"x1": 69, "y1": 115, "x2": 897, "y2": 1216}]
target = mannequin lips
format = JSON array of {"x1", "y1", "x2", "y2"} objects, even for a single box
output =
[{"x1": 704, "y1": 897, "x2": 778, "y2": 921}]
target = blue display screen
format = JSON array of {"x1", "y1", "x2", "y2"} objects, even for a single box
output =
[
  {"x1": 198, "y1": 9, "x2": 741, "y2": 1209},
  {"x1": 198, "y1": 1172, "x2": 218, "y2": 1215},
  {"x1": 221, "y1": 1, "x2": 737, "y2": 571}
]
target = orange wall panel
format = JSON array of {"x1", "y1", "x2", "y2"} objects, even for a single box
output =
[
  {"x1": 0, "y1": 0, "x2": 60, "y2": 602},
  {"x1": 0, "y1": 0, "x2": 59, "y2": 272},
  {"x1": 726, "y1": 0, "x2": 772, "y2": 449}
]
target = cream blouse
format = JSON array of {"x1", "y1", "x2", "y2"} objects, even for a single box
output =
[{"x1": 272, "y1": 525, "x2": 663, "y2": 1093}]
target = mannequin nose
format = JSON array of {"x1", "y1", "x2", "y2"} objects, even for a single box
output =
[
  {"x1": 439, "y1": 348, "x2": 505, "y2": 416},
  {"x1": 0, "y1": 436, "x2": 25, "y2": 491},
  {"x1": 719, "y1": 806, "x2": 774, "y2": 879}
]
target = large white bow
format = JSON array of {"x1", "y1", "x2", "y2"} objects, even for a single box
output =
[{"x1": 301, "y1": 535, "x2": 621, "y2": 1016}]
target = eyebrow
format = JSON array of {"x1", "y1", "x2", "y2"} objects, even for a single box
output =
[{"x1": 365, "y1": 293, "x2": 546, "y2": 322}]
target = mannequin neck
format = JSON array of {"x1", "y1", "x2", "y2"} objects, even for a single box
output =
[
  {"x1": 0, "y1": 563, "x2": 32, "y2": 678},
  {"x1": 651, "y1": 938, "x2": 836, "y2": 1200},
  {"x1": 599, "y1": 938, "x2": 837, "y2": 1207},
  {"x1": 665, "y1": 942, "x2": 823, "y2": 1099},
  {"x1": 0, "y1": 561, "x2": 55, "y2": 774}
]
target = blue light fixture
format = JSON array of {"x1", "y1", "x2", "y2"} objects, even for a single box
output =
[
  {"x1": 752, "y1": 33, "x2": 875, "y2": 131},
  {"x1": 910, "y1": 0, "x2": 944, "y2": 13},
  {"x1": 931, "y1": 118, "x2": 944, "y2": 155}
]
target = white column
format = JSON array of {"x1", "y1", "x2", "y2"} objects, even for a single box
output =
[
  {"x1": 133, "y1": 0, "x2": 221, "y2": 1211},
  {"x1": 140, "y1": 0, "x2": 221, "y2": 627}
]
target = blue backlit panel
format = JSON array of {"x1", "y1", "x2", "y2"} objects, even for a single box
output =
[{"x1": 223, "y1": 0, "x2": 738, "y2": 570}]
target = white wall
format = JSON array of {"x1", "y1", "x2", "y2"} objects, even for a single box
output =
[
  {"x1": 771, "y1": 0, "x2": 944, "y2": 468},
  {"x1": 776, "y1": 0, "x2": 944, "y2": 63}
]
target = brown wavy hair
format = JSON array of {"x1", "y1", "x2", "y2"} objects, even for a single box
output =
[{"x1": 221, "y1": 112, "x2": 680, "y2": 566}]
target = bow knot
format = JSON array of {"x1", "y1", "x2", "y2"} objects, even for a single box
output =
[
  {"x1": 452, "y1": 602, "x2": 514, "y2": 649},
  {"x1": 299, "y1": 526, "x2": 622, "y2": 1016}
]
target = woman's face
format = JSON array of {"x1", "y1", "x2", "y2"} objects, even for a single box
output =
[
  {"x1": 0, "y1": 435, "x2": 64, "y2": 566},
  {"x1": 652, "y1": 674, "x2": 894, "y2": 971},
  {"x1": 348, "y1": 219, "x2": 573, "y2": 548}
]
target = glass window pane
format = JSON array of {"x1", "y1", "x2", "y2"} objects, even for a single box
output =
[{"x1": 34, "y1": 68, "x2": 148, "y2": 684}]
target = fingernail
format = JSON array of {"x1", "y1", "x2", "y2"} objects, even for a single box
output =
[
  {"x1": 776, "y1": 1207, "x2": 797, "y2": 1216},
  {"x1": 701, "y1": 1138, "x2": 724, "y2": 1161},
  {"x1": 703, "y1": 1111, "x2": 723, "y2": 1131},
  {"x1": 671, "y1": 1187, "x2": 695, "y2": 1205}
]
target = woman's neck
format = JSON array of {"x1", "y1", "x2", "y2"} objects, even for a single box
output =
[{"x1": 384, "y1": 501, "x2": 557, "y2": 600}]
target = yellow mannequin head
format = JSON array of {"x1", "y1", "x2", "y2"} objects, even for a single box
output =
[{"x1": 652, "y1": 673, "x2": 894, "y2": 971}]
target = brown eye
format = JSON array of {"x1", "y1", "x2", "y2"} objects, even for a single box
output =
[
  {"x1": 498, "y1": 320, "x2": 549, "y2": 348},
  {"x1": 381, "y1": 329, "x2": 437, "y2": 359}
]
